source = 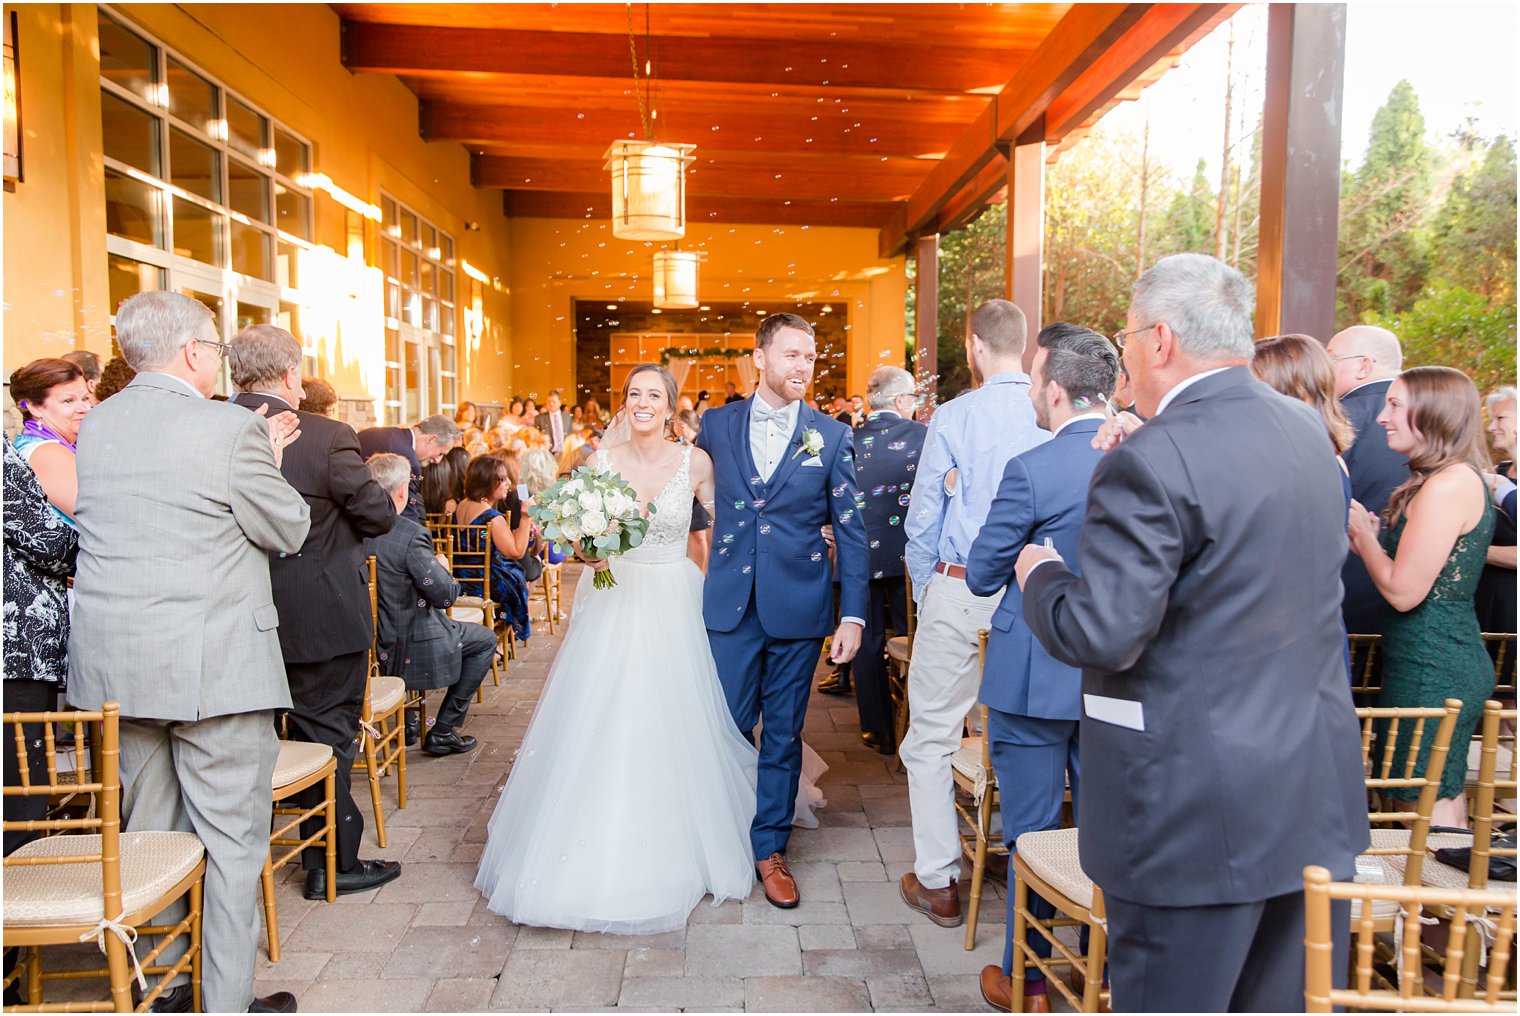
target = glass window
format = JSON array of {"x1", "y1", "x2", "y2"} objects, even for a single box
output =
[
  {"x1": 421, "y1": 295, "x2": 436, "y2": 332},
  {"x1": 227, "y1": 157, "x2": 269, "y2": 223},
  {"x1": 169, "y1": 127, "x2": 220, "y2": 202},
  {"x1": 104, "y1": 167, "x2": 162, "y2": 247},
  {"x1": 382, "y1": 197, "x2": 397, "y2": 234},
  {"x1": 384, "y1": 240, "x2": 398, "y2": 280},
  {"x1": 438, "y1": 270, "x2": 453, "y2": 303},
  {"x1": 385, "y1": 280, "x2": 400, "y2": 320},
  {"x1": 385, "y1": 328, "x2": 400, "y2": 362},
  {"x1": 230, "y1": 220, "x2": 271, "y2": 280},
  {"x1": 273, "y1": 127, "x2": 308, "y2": 179},
  {"x1": 404, "y1": 341, "x2": 422, "y2": 420},
  {"x1": 422, "y1": 224, "x2": 436, "y2": 257},
  {"x1": 277, "y1": 241, "x2": 300, "y2": 290},
  {"x1": 274, "y1": 185, "x2": 310, "y2": 240},
  {"x1": 107, "y1": 253, "x2": 164, "y2": 316},
  {"x1": 399, "y1": 209, "x2": 417, "y2": 246},
  {"x1": 440, "y1": 304, "x2": 455, "y2": 337},
  {"x1": 172, "y1": 197, "x2": 220, "y2": 263},
  {"x1": 419, "y1": 259, "x2": 434, "y2": 298},
  {"x1": 401, "y1": 250, "x2": 418, "y2": 288},
  {"x1": 225, "y1": 96, "x2": 266, "y2": 164},
  {"x1": 441, "y1": 374, "x2": 456, "y2": 408},
  {"x1": 439, "y1": 234, "x2": 453, "y2": 267},
  {"x1": 236, "y1": 301, "x2": 270, "y2": 330},
  {"x1": 101, "y1": 89, "x2": 159, "y2": 175},
  {"x1": 165, "y1": 57, "x2": 216, "y2": 134},
  {"x1": 440, "y1": 341, "x2": 456, "y2": 373},
  {"x1": 97, "y1": 12, "x2": 156, "y2": 103}
]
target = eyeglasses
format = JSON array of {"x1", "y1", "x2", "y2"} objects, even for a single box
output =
[
  {"x1": 1111, "y1": 323, "x2": 1156, "y2": 351},
  {"x1": 195, "y1": 337, "x2": 232, "y2": 360},
  {"x1": 1330, "y1": 354, "x2": 1371, "y2": 364}
]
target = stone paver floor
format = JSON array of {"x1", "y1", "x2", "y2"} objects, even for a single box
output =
[{"x1": 39, "y1": 565, "x2": 1064, "y2": 1012}]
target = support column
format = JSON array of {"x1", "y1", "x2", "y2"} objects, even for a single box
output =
[
  {"x1": 914, "y1": 233, "x2": 939, "y2": 411},
  {"x1": 1255, "y1": 3, "x2": 1346, "y2": 341},
  {"x1": 1004, "y1": 123, "x2": 1046, "y2": 371}
]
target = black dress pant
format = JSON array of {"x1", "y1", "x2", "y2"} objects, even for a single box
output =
[
  {"x1": 3, "y1": 679, "x2": 56, "y2": 856},
  {"x1": 283, "y1": 650, "x2": 368, "y2": 872},
  {"x1": 435, "y1": 623, "x2": 497, "y2": 730},
  {"x1": 854, "y1": 576, "x2": 907, "y2": 739}
]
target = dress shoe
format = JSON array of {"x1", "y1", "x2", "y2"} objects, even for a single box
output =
[
  {"x1": 899, "y1": 872, "x2": 963, "y2": 927},
  {"x1": 421, "y1": 728, "x2": 476, "y2": 756},
  {"x1": 145, "y1": 985, "x2": 193, "y2": 1012},
  {"x1": 817, "y1": 672, "x2": 853, "y2": 696},
  {"x1": 304, "y1": 858, "x2": 401, "y2": 900},
  {"x1": 860, "y1": 731, "x2": 894, "y2": 755},
  {"x1": 248, "y1": 991, "x2": 299, "y2": 1013},
  {"x1": 404, "y1": 713, "x2": 420, "y2": 747},
  {"x1": 756, "y1": 852, "x2": 800, "y2": 909},
  {"x1": 1069, "y1": 965, "x2": 1111, "y2": 1011},
  {"x1": 980, "y1": 965, "x2": 1012, "y2": 1013}
]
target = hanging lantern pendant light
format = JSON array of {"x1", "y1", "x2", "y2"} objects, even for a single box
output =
[
  {"x1": 605, "y1": 3, "x2": 694, "y2": 241},
  {"x1": 653, "y1": 248, "x2": 703, "y2": 310}
]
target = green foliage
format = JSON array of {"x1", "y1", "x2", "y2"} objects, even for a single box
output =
[
  {"x1": 932, "y1": 203, "x2": 1006, "y2": 400},
  {"x1": 1370, "y1": 285, "x2": 1517, "y2": 392},
  {"x1": 1429, "y1": 136, "x2": 1517, "y2": 304}
]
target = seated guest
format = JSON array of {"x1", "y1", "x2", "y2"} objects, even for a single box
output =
[
  {"x1": 9, "y1": 358, "x2": 93, "y2": 525},
  {"x1": 1478, "y1": 387, "x2": 1516, "y2": 693},
  {"x1": 297, "y1": 377, "x2": 338, "y2": 417},
  {"x1": 455, "y1": 455, "x2": 533, "y2": 645},
  {"x1": 498, "y1": 397, "x2": 528, "y2": 432},
  {"x1": 357, "y1": 415, "x2": 461, "y2": 522},
  {"x1": 967, "y1": 323, "x2": 1116, "y2": 1013},
  {"x1": 421, "y1": 453, "x2": 463, "y2": 518},
  {"x1": 92, "y1": 356, "x2": 137, "y2": 402},
  {"x1": 365, "y1": 454, "x2": 494, "y2": 757}
]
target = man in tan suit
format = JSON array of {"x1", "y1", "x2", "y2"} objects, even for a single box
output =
[{"x1": 68, "y1": 292, "x2": 310, "y2": 1014}]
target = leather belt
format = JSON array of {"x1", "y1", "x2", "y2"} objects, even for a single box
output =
[{"x1": 934, "y1": 562, "x2": 967, "y2": 580}]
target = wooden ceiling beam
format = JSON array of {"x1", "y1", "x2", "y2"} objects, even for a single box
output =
[
  {"x1": 473, "y1": 154, "x2": 922, "y2": 202},
  {"x1": 342, "y1": 22, "x2": 1023, "y2": 94},
  {"x1": 501, "y1": 190, "x2": 889, "y2": 229},
  {"x1": 422, "y1": 102, "x2": 965, "y2": 157},
  {"x1": 934, "y1": 156, "x2": 1011, "y2": 235}
]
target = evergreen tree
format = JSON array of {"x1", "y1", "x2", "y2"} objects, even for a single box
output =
[
  {"x1": 1158, "y1": 158, "x2": 1215, "y2": 255},
  {"x1": 1430, "y1": 135, "x2": 1517, "y2": 304}
]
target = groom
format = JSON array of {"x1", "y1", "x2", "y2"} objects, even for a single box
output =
[{"x1": 699, "y1": 313, "x2": 870, "y2": 907}]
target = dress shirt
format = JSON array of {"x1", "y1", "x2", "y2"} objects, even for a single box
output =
[
  {"x1": 550, "y1": 410, "x2": 564, "y2": 453},
  {"x1": 749, "y1": 394, "x2": 801, "y2": 482},
  {"x1": 1154, "y1": 366, "x2": 1232, "y2": 417},
  {"x1": 904, "y1": 371, "x2": 1048, "y2": 602},
  {"x1": 250, "y1": 392, "x2": 293, "y2": 410},
  {"x1": 866, "y1": 410, "x2": 902, "y2": 422},
  {"x1": 141, "y1": 372, "x2": 205, "y2": 399},
  {"x1": 1053, "y1": 411, "x2": 1107, "y2": 437}
]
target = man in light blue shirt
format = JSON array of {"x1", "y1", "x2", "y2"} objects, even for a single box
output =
[{"x1": 898, "y1": 299, "x2": 1049, "y2": 927}]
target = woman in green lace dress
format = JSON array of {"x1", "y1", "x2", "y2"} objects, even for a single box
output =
[{"x1": 1349, "y1": 366, "x2": 1495, "y2": 828}]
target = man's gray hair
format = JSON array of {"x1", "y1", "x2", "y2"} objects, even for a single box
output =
[
  {"x1": 867, "y1": 366, "x2": 916, "y2": 409},
  {"x1": 230, "y1": 324, "x2": 301, "y2": 391},
  {"x1": 1131, "y1": 254, "x2": 1255, "y2": 361},
  {"x1": 414, "y1": 414, "x2": 462, "y2": 444},
  {"x1": 1487, "y1": 386, "x2": 1518, "y2": 412},
  {"x1": 114, "y1": 292, "x2": 218, "y2": 371},
  {"x1": 365, "y1": 452, "x2": 412, "y2": 496}
]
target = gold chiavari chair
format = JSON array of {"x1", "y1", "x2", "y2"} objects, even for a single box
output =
[
  {"x1": 953, "y1": 632, "x2": 1007, "y2": 951},
  {"x1": 1348, "y1": 633, "x2": 1382, "y2": 701},
  {"x1": 1009, "y1": 829, "x2": 1110, "y2": 1014},
  {"x1": 887, "y1": 570, "x2": 916, "y2": 770},
  {"x1": 1484, "y1": 632, "x2": 1516, "y2": 699},
  {"x1": 352, "y1": 556, "x2": 408, "y2": 848},
  {"x1": 1356, "y1": 699, "x2": 1462, "y2": 894},
  {"x1": 3, "y1": 703, "x2": 206, "y2": 1013},
  {"x1": 260, "y1": 741, "x2": 336, "y2": 963},
  {"x1": 1303, "y1": 864, "x2": 1516, "y2": 1013},
  {"x1": 438, "y1": 521, "x2": 507, "y2": 690}
]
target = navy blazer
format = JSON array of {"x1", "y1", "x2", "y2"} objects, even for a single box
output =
[
  {"x1": 698, "y1": 398, "x2": 869, "y2": 638},
  {"x1": 357, "y1": 426, "x2": 424, "y2": 523},
  {"x1": 967, "y1": 417, "x2": 1103, "y2": 721},
  {"x1": 1021, "y1": 368, "x2": 1369, "y2": 908},
  {"x1": 1338, "y1": 380, "x2": 1407, "y2": 634},
  {"x1": 854, "y1": 413, "x2": 927, "y2": 580}
]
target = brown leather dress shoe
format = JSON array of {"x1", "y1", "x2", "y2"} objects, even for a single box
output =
[
  {"x1": 757, "y1": 852, "x2": 799, "y2": 908},
  {"x1": 899, "y1": 872, "x2": 963, "y2": 927},
  {"x1": 980, "y1": 965, "x2": 1012, "y2": 1012}
]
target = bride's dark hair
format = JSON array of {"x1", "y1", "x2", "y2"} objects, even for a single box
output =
[{"x1": 621, "y1": 363, "x2": 680, "y2": 410}]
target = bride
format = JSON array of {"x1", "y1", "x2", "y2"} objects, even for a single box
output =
[{"x1": 475, "y1": 363, "x2": 761, "y2": 934}]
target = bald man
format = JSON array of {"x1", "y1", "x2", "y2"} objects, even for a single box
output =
[{"x1": 1326, "y1": 326, "x2": 1408, "y2": 638}]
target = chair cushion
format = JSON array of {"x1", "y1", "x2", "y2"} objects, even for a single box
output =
[
  {"x1": 886, "y1": 637, "x2": 910, "y2": 663},
  {"x1": 272, "y1": 741, "x2": 333, "y2": 789},
  {"x1": 951, "y1": 737, "x2": 987, "y2": 782},
  {"x1": 370, "y1": 675, "x2": 406, "y2": 716},
  {"x1": 1352, "y1": 829, "x2": 1413, "y2": 919},
  {"x1": 1015, "y1": 827, "x2": 1094, "y2": 911},
  {"x1": 3, "y1": 831, "x2": 203, "y2": 927},
  {"x1": 449, "y1": 605, "x2": 488, "y2": 625}
]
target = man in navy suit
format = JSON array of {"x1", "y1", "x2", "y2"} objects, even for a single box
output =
[
  {"x1": 846, "y1": 366, "x2": 926, "y2": 751},
  {"x1": 966, "y1": 323, "x2": 1116, "y2": 1013},
  {"x1": 697, "y1": 313, "x2": 870, "y2": 909},
  {"x1": 1326, "y1": 325, "x2": 1407, "y2": 637},
  {"x1": 356, "y1": 415, "x2": 460, "y2": 522}
]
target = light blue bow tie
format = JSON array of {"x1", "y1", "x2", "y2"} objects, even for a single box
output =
[{"x1": 754, "y1": 405, "x2": 792, "y2": 428}]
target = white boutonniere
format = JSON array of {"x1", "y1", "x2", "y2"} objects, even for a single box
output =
[{"x1": 793, "y1": 428, "x2": 826, "y2": 460}]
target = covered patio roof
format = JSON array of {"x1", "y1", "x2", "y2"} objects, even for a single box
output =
[{"x1": 334, "y1": 2, "x2": 1233, "y2": 255}]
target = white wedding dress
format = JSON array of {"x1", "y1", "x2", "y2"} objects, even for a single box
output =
[{"x1": 475, "y1": 446, "x2": 762, "y2": 934}]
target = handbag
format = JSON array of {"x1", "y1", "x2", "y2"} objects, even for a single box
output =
[{"x1": 1431, "y1": 828, "x2": 1517, "y2": 882}]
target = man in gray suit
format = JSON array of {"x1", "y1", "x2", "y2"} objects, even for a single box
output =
[
  {"x1": 68, "y1": 292, "x2": 310, "y2": 1015},
  {"x1": 1013, "y1": 255, "x2": 1368, "y2": 1012}
]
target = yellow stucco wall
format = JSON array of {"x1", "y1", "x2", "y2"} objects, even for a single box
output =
[
  {"x1": 507, "y1": 218, "x2": 907, "y2": 402},
  {"x1": 3, "y1": 3, "x2": 516, "y2": 409}
]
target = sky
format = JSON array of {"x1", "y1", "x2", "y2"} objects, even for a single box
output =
[{"x1": 1096, "y1": 2, "x2": 1519, "y2": 180}]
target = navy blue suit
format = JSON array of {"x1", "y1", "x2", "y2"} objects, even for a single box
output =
[
  {"x1": 1339, "y1": 380, "x2": 1407, "y2": 635},
  {"x1": 852, "y1": 412, "x2": 927, "y2": 737},
  {"x1": 698, "y1": 398, "x2": 869, "y2": 858},
  {"x1": 357, "y1": 426, "x2": 424, "y2": 523},
  {"x1": 967, "y1": 415, "x2": 1102, "y2": 978}
]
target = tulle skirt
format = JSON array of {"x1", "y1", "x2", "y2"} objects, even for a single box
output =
[{"x1": 474, "y1": 552, "x2": 760, "y2": 934}]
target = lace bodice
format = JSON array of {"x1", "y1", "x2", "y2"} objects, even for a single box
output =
[{"x1": 596, "y1": 447, "x2": 693, "y2": 563}]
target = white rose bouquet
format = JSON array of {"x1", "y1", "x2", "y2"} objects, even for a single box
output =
[{"x1": 526, "y1": 465, "x2": 653, "y2": 589}]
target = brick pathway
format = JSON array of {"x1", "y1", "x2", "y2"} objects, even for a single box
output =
[{"x1": 44, "y1": 565, "x2": 1040, "y2": 1012}]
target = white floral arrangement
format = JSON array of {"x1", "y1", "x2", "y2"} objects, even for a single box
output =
[{"x1": 526, "y1": 465, "x2": 653, "y2": 589}]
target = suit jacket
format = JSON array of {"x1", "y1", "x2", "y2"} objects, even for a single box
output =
[
  {"x1": 966, "y1": 417, "x2": 1103, "y2": 721},
  {"x1": 534, "y1": 411, "x2": 575, "y2": 447},
  {"x1": 1338, "y1": 379, "x2": 1407, "y2": 634},
  {"x1": 366, "y1": 516, "x2": 468, "y2": 690},
  {"x1": 234, "y1": 394, "x2": 395, "y2": 662},
  {"x1": 697, "y1": 398, "x2": 869, "y2": 638},
  {"x1": 853, "y1": 413, "x2": 927, "y2": 580},
  {"x1": 1020, "y1": 367, "x2": 1369, "y2": 907},
  {"x1": 357, "y1": 426, "x2": 423, "y2": 522},
  {"x1": 68, "y1": 373, "x2": 311, "y2": 721}
]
